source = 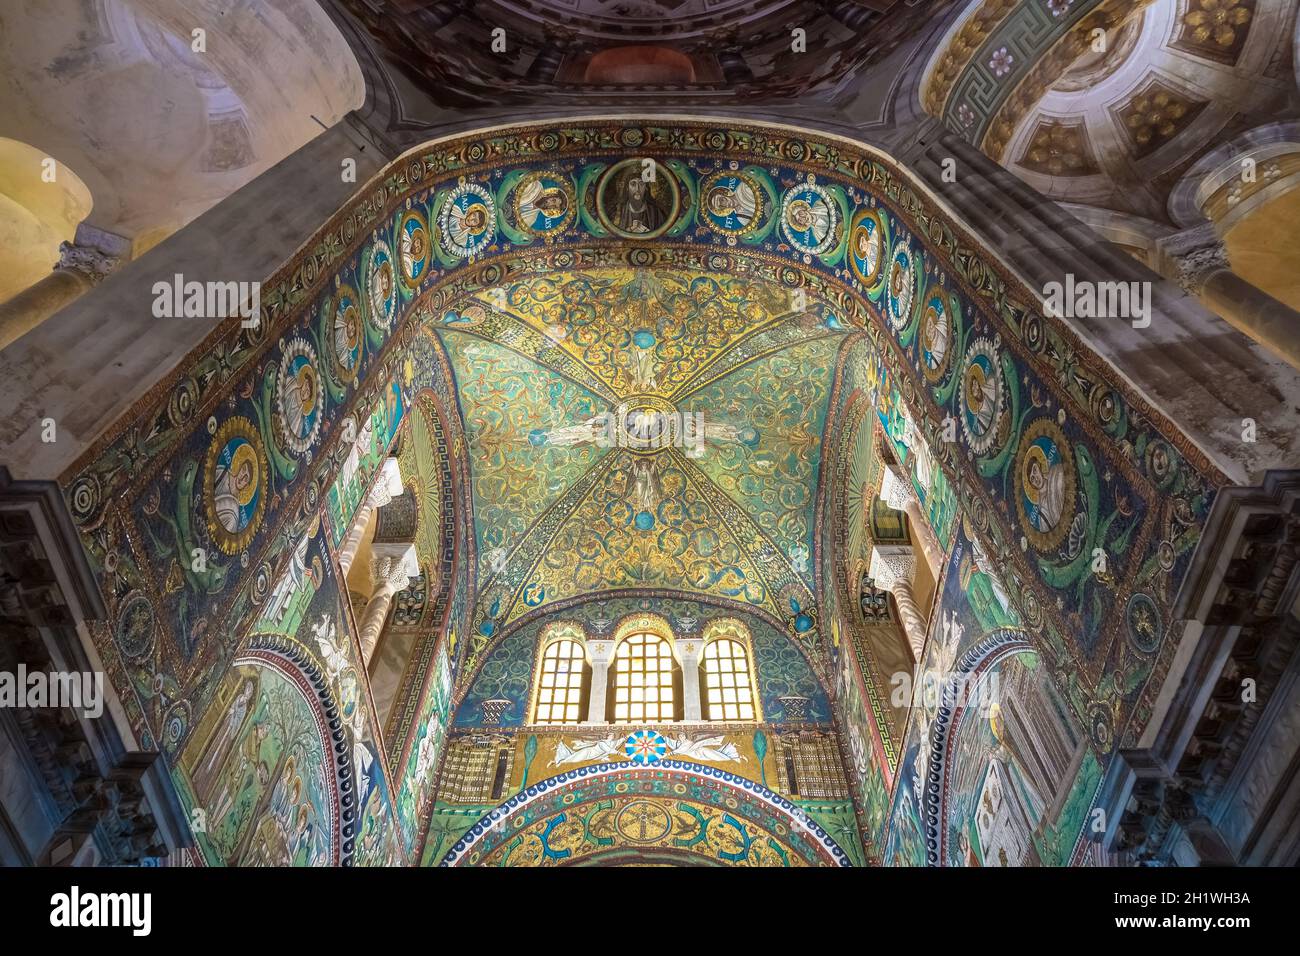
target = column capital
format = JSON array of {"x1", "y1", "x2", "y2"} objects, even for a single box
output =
[
  {"x1": 869, "y1": 544, "x2": 916, "y2": 593},
  {"x1": 1172, "y1": 242, "x2": 1230, "y2": 296},
  {"x1": 370, "y1": 541, "x2": 418, "y2": 592},
  {"x1": 369, "y1": 457, "x2": 405, "y2": 508},
  {"x1": 674, "y1": 637, "x2": 702, "y2": 666},
  {"x1": 879, "y1": 465, "x2": 915, "y2": 513},
  {"x1": 1155, "y1": 224, "x2": 1230, "y2": 296},
  {"x1": 53, "y1": 224, "x2": 130, "y2": 285},
  {"x1": 586, "y1": 638, "x2": 616, "y2": 665}
]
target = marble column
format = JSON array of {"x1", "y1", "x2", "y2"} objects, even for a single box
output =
[
  {"x1": 338, "y1": 457, "x2": 405, "y2": 576},
  {"x1": 1161, "y1": 232, "x2": 1300, "y2": 371},
  {"x1": 869, "y1": 544, "x2": 928, "y2": 661},
  {"x1": 879, "y1": 465, "x2": 943, "y2": 580},
  {"x1": 358, "y1": 542, "x2": 418, "y2": 666},
  {"x1": 585, "y1": 639, "x2": 616, "y2": 724},
  {"x1": 0, "y1": 226, "x2": 128, "y2": 353},
  {"x1": 676, "y1": 637, "x2": 703, "y2": 721}
]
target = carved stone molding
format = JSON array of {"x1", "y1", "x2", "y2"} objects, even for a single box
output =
[
  {"x1": 0, "y1": 467, "x2": 189, "y2": 865},
  {"x1": 1095, "y1": 470, "x2": 1300, "y2": 865}
]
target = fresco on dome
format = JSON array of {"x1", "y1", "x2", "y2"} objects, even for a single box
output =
[{"x1": 57, "y1": 120, "x2": 1225, "y2": 863}]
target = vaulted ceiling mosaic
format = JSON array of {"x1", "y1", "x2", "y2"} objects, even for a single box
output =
[{"x1": 434, "y1": 266, "x2": 844, "y2": 653}]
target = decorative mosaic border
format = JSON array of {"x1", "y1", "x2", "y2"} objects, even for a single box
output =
[{"x1": 438, "y1": 759, "x2": 853, "y2": 867}]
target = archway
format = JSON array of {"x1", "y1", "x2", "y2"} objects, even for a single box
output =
[
  {"x1": 437, "y1": 761, "x2": 854, "y2": 867},
  {"x1": 56, "y1": 116, "x2": 1227, "y2": 867}
]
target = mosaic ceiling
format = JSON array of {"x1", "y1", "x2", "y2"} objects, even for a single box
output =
[{"x1": 435, "y1": 266, "x2": 843, "y2": 654}]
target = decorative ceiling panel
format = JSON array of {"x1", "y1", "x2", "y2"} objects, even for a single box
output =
[{"x1": 435, "y1": 266, "x2": 842, "y2": 637}]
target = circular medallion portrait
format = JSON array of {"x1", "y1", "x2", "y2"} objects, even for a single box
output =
[
  {"x1": 700, "y1": 170, "x2": 763, "y2": 238},
  {"x1": 397, "y1": 209, "x2": 430, "y2": 289},
  {"x1": 438, "y1": 182, "x2": 496, "y2": 259},
  {"x1": 275, "y1": 337, "x2": 324, "y2": 455},
  {"x1": 848, "y1": 208, "x2": 884, "y2": 287},
  {"x1": 886, "y1": 241, "x2": 918, "y2": 331},
  {"x1": 595, "y1": 159, "x2": 681, "y2": 240},
  {"x1": 780, "y1": 182, "x2": 839, "y2": 256},
  {"x1": 1014, "y1": 418, "x2": 1078, "y2": 553},
  {"x1": 204, "y1": 416, "x2": 268, "y2": 555},
  {"x1": 960, "y1": 337, "x2": 1005, "y2": 456},
  {"x1": 919, "y1": 288, "x2": 953, "y2": 384},
  {"x1": 364, "y1": 240, "x2": 397, "y2": 331},
  {"x1": 331, "y1": 284, "x2": 364, "y2": 383},
  {"x1": 512, "y1": 170, "x2": 576, "y2": 239}
]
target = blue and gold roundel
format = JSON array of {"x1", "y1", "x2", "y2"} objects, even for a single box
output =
[
  {"x1": 780, "y1": 181, "x2": 838, "y2": 256},
  {"x1": 511, "y1": 170, "x2": 575, "y2": 239},
  {"x1": 919, "y1": 288, "x2": 953, "y2": 384},
  {"x1": 397, "y1": 209, "x2": 430, "y2": 290},
  {"x1": 439, "y1": 182, "x2": 496, "y2": 258},
  {"x1": 274, "y1": 337, "x2": 324, "y2": 455},
  {"x1": 330, "y1": 284, "x2": 364, "y2": 383},
  {"x1": 886, "y1": 241, "x2": 918, "y2": 331},
  {"x1": 959, "y1": 336, "x2": 1005, "y2": 456},
  {"x1": 1014, "y1": 418, "x2": 1077, "y2": 553},
  {"x1": 848, "y1": 208, "x2": 884, "y2": 287},
  {"x1": 204, "y1": 416, "x2": 268, "y2": 555},
  {"x1": 364, "y1": 240, "x2": 397, "y2": 331},
  {"x1": 700, "y1": 170, "x2": 763, "y2": 238}
]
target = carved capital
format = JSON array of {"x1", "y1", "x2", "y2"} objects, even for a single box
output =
[
  {"x1": 1173, "y1": 242, "x2": 1230, "y2": 296},
  {"x1": 369, "y1": 457, "x2": 405, "y2": 509},
  {"x1": 869, "y1": 544, "x2": 917, "y2": 593},
  {"x1": 54, "y1": 241, "x2": 121, "y2": 285},
  {"x1": 370, "y1": 541, "x2": 418, "y2": 593},
  {"x1": 879, "y1": 466, "x2": 914, "y2": 513},
  {"x1": 675, "y1": 638, "x2": 702, "y2": 665}
]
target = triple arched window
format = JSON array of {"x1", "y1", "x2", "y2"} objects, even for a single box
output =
[{"x1": 529, "y1": 618, "x2": 760, "y2": 724}]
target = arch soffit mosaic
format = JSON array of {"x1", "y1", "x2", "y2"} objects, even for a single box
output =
[{"x1": 436, "y1": 761, "x2": 855, "y2": 868}]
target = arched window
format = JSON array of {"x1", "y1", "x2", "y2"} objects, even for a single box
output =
[
  {"x1": 534, "y1": 638, "x2": 589, "y2": 725},
  {"x1": 611, "y1": 632, "x2": 677, "y2": 723},
  {"x1": 702, "y1": 637, "x2": 756, "y2": 721}
]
